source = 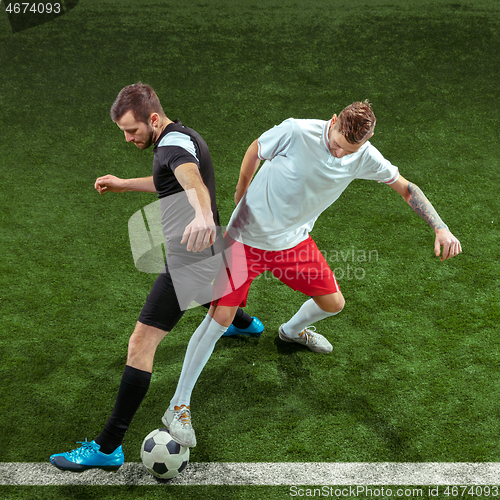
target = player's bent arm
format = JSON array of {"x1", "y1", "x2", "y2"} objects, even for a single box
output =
[
  {"x1": 389, "y1": 175, "x2": 449, "y2": 230},
  {"x1": 174, "y1": 163, "x2": 213, "y2": 220},
  {"x1": 389, "y1": 175, "x2": 462, "y2": 261},
  {"x1": 235, "y1": 139, "x2": 261, "y2": 205},
  {"x1": 95, "y1": 175, "x2": 156, "y2": 194},
  {"x1": 174, "y1": 163, "x2": 216, "y2": 252}
]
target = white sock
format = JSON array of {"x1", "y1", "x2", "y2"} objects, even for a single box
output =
[
  {"x1": 169, "y1": 314, "x2": 227, "y2": 409},
  {"x1": 176, "y1": 313, "x2": 212, "y2": 374},
  {"x1": 282, "y1": 298, "x2": 341, "y2": 338}
]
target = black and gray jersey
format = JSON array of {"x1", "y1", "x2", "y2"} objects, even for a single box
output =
[{"x1": 152, "y1": 120, "x2": 222, "y2": 257}]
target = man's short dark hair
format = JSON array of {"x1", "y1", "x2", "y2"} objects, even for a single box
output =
[{"x1": 110, "y1": 82, "x2": 166, "y2": 124}]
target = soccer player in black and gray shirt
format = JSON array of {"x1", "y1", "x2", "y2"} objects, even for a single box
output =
[{"x1": 49, "y1": 83, "x2": 263, "y2": 472}]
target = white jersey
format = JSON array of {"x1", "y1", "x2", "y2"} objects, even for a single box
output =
[{"x1": 227, "y1": 118, "x2": 400, "y2": 251}]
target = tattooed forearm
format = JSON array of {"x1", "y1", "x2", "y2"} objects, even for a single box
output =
[{"x1": 407, "y1": 182, "x2": 449, "y2": 232}]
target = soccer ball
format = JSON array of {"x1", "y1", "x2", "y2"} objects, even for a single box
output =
[{"x1": 140, "y1": 428, "x2": 190, "y2": 480}]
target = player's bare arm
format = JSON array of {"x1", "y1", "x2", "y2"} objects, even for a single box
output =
[
  {"x1": 389, "y1": 175, "x2": 462, "y2": 261},
  {"x1": 174, "y1": 163, "x2": 216, "y2": 252},
  {"x1": 94, "y1": 175, "x2": 156, "y2": 194},
  {"x1": 235, "y1": 139, "x2": 261, "y2": 205}
]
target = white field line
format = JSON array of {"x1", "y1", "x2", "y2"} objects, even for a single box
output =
[{"x1": 1, "y1": 463, "x2": 500, "y2": 486}]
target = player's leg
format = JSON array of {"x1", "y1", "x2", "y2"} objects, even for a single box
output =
[
  {"x1": 93, "y1": 321, "x2": 167, "y2": 453},
  {"x1": 278, "y1": 293, "x2": 344, "y2": 353},
  {"x1": 126, "y1": 321, "x2": 168, "y2": 371},
  {"x1": 169, "y1": 304, "x2": 237, "y2": 402},
  {"x1": 48, "y1": 323, "x2": 164, "y2": 473},
  {"x1": 171, "y1": 232, "x2": 263, "y2": 337},
  {"x1": 163, "y1": 239, "x2": 260, "y2": 446},
  {"x1": 163, "y1": 304, "x2": 238, "y2": 447},
  {"x1": 199, "y1": 301, "x2": 263, "y2": 337},
  {"x1": 223, "y1": 307, "x2": 264, "y2": 337},
  {"x1": 95, "y1": 269, "x2": 186, "y2": 446},
  {"x1": 312, "y1": 292, "x2": 345, "y2": 314},
  {"x1": 274, "y1": 237, "x2": 344, "y2": 353},
  {"x1": 49, "y1": 271, "x2": 183, "y2": 472},
  {"x1": 282, "y1": 292, "x2": 345, "y2": 336}
]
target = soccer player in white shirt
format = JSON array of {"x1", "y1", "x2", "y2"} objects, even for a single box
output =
[{"x1": 163, "y1": 101, "x2": 462, "y2": 447}]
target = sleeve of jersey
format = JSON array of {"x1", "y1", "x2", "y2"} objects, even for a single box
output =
[
  {"x1": 357, "y1": 144, "x2": 400, "y2": 185},
  {"x1": 157, "y1": 131, "x2": 200, "y2": 172},
  {"x1": 257, "y1": 118, "x2": 294, "y2": 161}
]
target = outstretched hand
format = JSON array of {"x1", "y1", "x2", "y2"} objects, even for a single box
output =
[
  {"x1": 434, "y1": 229, "x2": 462, "y2": 261},
  {"x1": 94, "y1": 175, "x2": 127, "y2": 194}
]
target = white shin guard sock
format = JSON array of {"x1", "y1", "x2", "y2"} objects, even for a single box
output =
[
  {"x1": 282, "y1": 298, "x2": 341, "y2": 338},
  {"x1": 169, "y1": 315, "x2": 227, "y2": 409},
  {"x1": 177, "y1": 313, "x2": 212, "y2": 374}
]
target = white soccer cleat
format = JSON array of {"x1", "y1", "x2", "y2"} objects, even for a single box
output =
[
  {"x1": 162, "y1": 405, "x2": 197, "y2": 448},
  {"x1": 278, "y1": 324, "x2": 333, "y2": 353}
]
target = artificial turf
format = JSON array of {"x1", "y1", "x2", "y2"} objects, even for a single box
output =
[{"x1": 1, "y1": 0, "x2": 499, "y2": 498}]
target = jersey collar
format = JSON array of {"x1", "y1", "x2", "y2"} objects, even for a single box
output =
[
  {"x1": 322, "y1": 119, "x2": 333, "y2": 154},
  {"x1": 154, "y1": 120, "x2": 182, "y2": 147}
]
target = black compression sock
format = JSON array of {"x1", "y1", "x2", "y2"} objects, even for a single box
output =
[
  {"x1": 95, "y1": 365, "x2": 151, "y2": 455},
  {"x1": 231, "y1": 308, "x2": 253, "y2": 329}
]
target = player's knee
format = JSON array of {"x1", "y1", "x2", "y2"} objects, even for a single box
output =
[
  {"x1": 318, "y1": 293, "x2": 345, "y2": 314},
  {"x1": 330, "y1": 295, "x2": 345, "y2": 314},
  {"x1": 127, "y1": 332, "x2": 143, "y2": 356},
  {"x1": 127, "y1": 323, "x2": 167, "y2": 360},
  {"x1": 127, "y1": 334, "x2": 149, "y2": 366},
  {"x1": 335, "y1": 296, "x2": 345, "y2": 314},
  {"x1": 212, "y1": 306, "x2": 236, "y2": 327}
]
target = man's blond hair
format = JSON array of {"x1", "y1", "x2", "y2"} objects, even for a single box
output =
[{"x1": 337, "y1": 100, "x2": 376, "y2": 144}]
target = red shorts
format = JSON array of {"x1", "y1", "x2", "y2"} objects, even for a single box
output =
[{"x1": 212, "y1": 236, "x2": 340, "y2": 307}]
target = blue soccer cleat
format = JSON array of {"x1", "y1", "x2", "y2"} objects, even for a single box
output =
[
  {"x1": 223, "y1": 316, "x2": 264, "y2": 337},
  {"x1": 50, "y1": 439, "x2": 124, "y2": 472}
]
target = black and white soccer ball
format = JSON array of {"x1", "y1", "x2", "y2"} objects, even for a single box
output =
[{"x1": 140, "y1": 428, "x2": 190, "y2": 480}]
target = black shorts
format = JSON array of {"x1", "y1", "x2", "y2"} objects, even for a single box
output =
[
  {"x1": 138, "y1": 266, "x2": 185, "y2": 332},
  {"x1": 138, "y1": 234, "x2": 227, "y2": 332},
  {"x1": 138, "y1": 263, "x2": 216, "y2": 332}
]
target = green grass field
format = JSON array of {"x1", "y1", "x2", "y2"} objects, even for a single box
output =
[{"x1": 1, "y1": 0, "x2": 499, "y2": 498}]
